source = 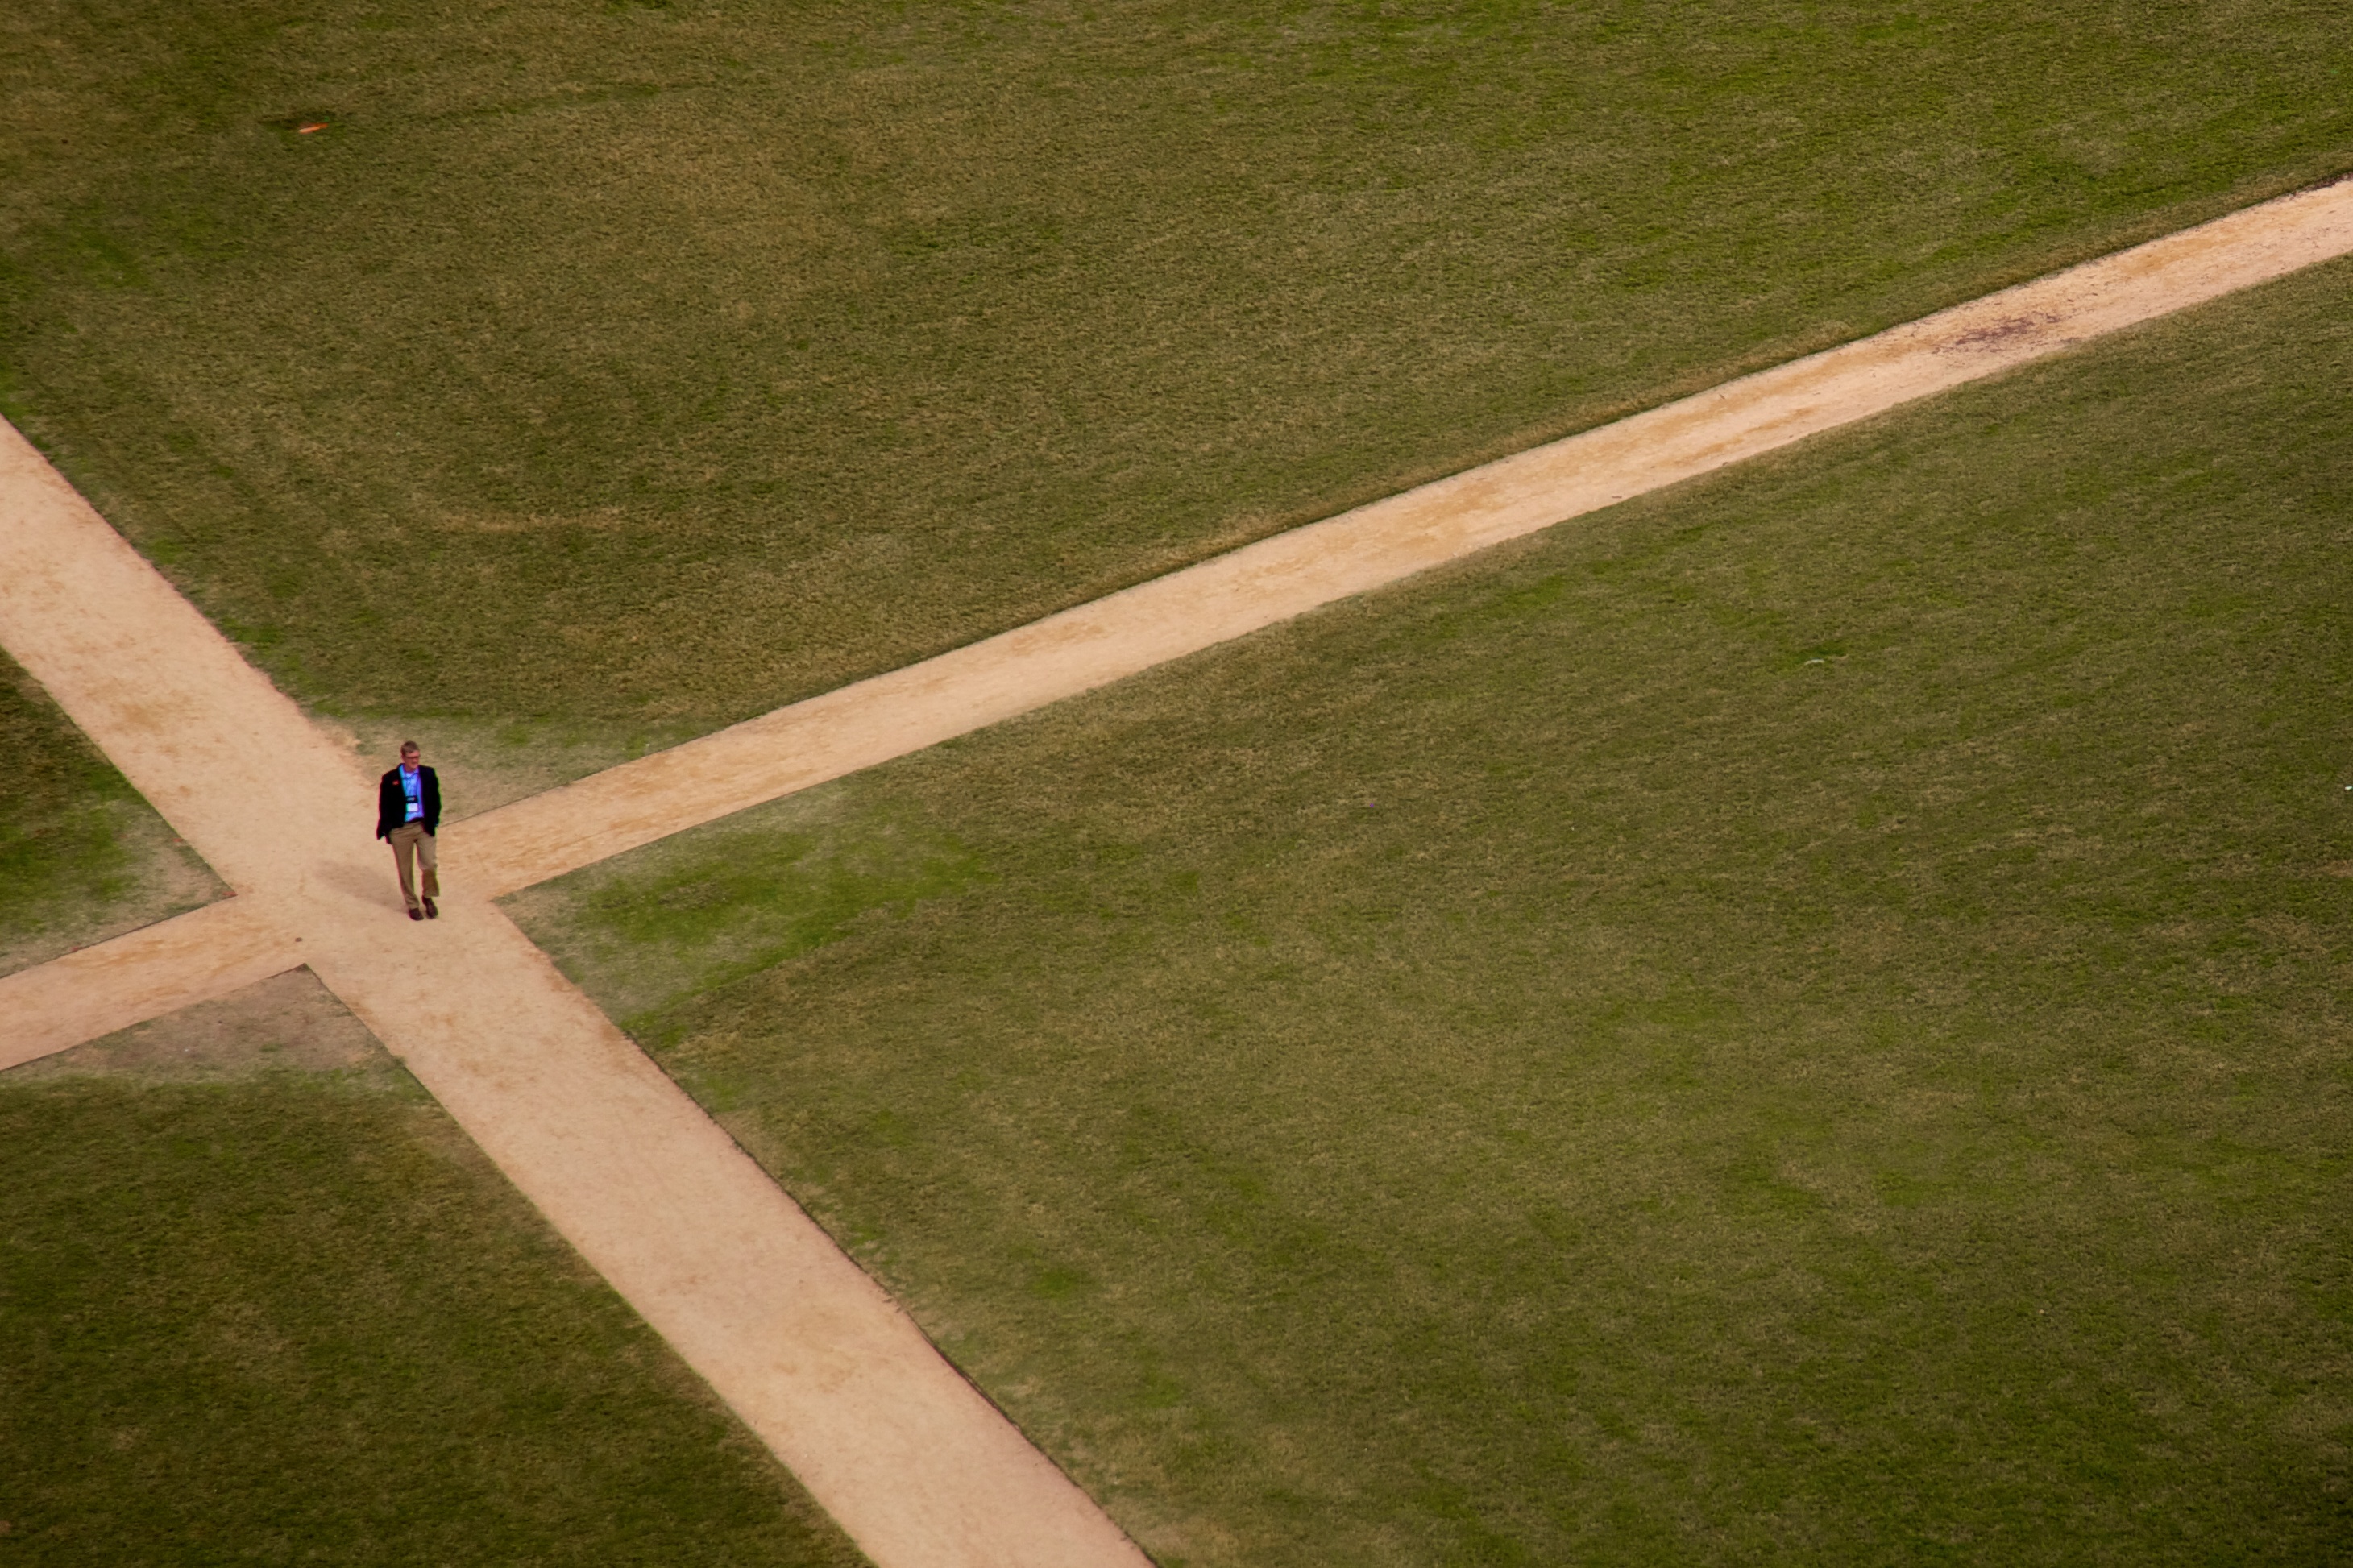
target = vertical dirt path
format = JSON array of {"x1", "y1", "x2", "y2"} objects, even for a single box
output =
[
  {"x1": 3, "y1": 170, "x2": 2349, "y2": 1566},
  {"x1": 452, "y1": 174, "x2": 2353, "y2": 895}
]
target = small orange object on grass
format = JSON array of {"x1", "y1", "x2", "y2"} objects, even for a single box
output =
[{"x1": 297, "y1": 122, "x2": 329, "y2": 134}]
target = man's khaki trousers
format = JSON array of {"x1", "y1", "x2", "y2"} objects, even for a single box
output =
[{"x1": 387, "y1": 822, "x2": 439, "y2": 911}]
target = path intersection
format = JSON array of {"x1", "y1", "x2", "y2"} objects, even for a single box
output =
[{"x1": 3, "y1": 175, "x2": 2350, "y2": 1568}]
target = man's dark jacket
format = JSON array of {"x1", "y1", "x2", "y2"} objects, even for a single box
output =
[{"x1": 376, "y1": 765, "x2": 442, "y2": 840}]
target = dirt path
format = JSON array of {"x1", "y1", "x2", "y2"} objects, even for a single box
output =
[
  {"x1": 4, "y1": 172, "x2": 2350, "y2": 1566},
  {"x1": 310, "y1": 901, "x2": 1147, "y2": 1568},
  {"x1": 453, "y1": 174, "x2": 2353, "y2": 895},
  {"x1": 0, "y1": 897, "x2": 297, "y2": 1072},
  {"x1": 0, "y1": 419, "x2": 1152, "y2": 1568}
]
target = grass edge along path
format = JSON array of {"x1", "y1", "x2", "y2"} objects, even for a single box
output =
[{"x1": 0, "y1": 172, "x2": 2349, "y2": 1568}]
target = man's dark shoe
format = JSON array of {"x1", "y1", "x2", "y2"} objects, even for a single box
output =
[
  {"x1": 408, "y1": 907, "x2": 425, "y2": 921},
  {"x1": 423, "y1": 898, "x2": 438, "y2": 919}
]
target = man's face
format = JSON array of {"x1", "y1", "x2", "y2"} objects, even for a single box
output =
[{"x1": 400, "y1": 748, "x2": 421, "y2": 773}]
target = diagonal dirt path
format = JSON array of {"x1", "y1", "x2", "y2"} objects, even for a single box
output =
[
  {"x1": 307, "y1": 900, "x2": 1144, "y2": 1568},
  {"x1": 452, "y1": 173, "x2": 2353, "y2": 895},
  {"x1": 2, "y1": 169, "x2": 2350, "y2": 1567}
]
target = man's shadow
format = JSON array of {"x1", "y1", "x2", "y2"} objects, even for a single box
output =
[{"x1": 317, "y1": 851, "x2": 423, "y2": 915}]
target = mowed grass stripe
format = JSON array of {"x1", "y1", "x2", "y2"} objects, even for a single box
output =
[
  {"x1": 4, "y1": 0, "x2": 2350, "y2": 757},
  {"x1": 510, "y1": 255, "x2": 2353, "y2": 1565}
]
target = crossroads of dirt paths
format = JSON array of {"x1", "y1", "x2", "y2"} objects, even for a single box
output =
[{"x1": 2, "y1": 172, "x2": 2349, "y2": 1567}]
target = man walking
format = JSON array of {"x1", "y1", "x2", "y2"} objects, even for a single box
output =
[{"x1": 376, "y1": 741, "x2": 442, "y2": 920}]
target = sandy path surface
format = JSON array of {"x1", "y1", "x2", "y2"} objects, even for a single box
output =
[
  {"x1": 454, "y1": 175, "x2": 2353, "y2": 895},
  {"x1": 0, "y1": 424, "x2": 374, "y2": 893},
  {"x1": 309, "y1": 902, "x2": 1147, "y2": 1568},
  {"x1": 0, "y1": 420, "x2": 1152, "y2": 1568},
  {"x1": 0, "y1": 897, "x2": 299, "y2": 1071},
  {"x1": 4, "y1": 171, "x2": 2350, "y2": 1565}
]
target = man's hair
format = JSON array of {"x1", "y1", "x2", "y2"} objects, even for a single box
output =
[{"x1": 400, "y1": 740, "x2": 421, "y2": 755}]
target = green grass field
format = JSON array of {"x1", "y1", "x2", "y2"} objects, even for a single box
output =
[
  {"x1": 0, "y1": 975, "x2": 868, "y2": 1566},
  {"x1": 10, "y1": 3, "x2": 2353, "y2": 1561},
  {"x1": 510, "y1": 256, "x2": 2353, "y2": 1565},
  {"x1": 0, "y1": 648, "x2": 218, "y2": 974},
  {"x1": 3, "y1": 0, "x2": 2350, "y2": 774}
]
